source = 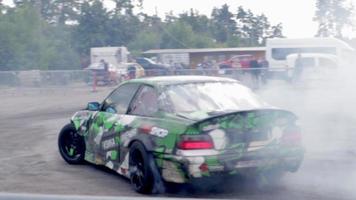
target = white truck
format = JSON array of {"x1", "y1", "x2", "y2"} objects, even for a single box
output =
[
  {"x1": 266, "y1": 38, "x2": 354, "y2": 78},
  {"x1": 87, "y1": 47, "x2": 131, "y2": 85},
  {"x1": 90, "y1": 46, "x2": 130, "y2": 69}
]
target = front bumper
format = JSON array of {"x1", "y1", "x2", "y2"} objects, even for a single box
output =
[{"x1": 156, "y1": 146, "x2": 304, "y2": 184}]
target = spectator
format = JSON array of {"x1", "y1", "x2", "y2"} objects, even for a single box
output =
[
  {"x1": 259, "y1": 58, "x2": 269, "y2": 84},
  {"x1": 128, "y1": 65, "x2": 136, "y2": 79},
  {"x1": 293, "y1": 54, "x2": 304, "y2": 82},
  {"x1": 249, "y1": 57, "x2": 262, "y2": 89},
  {"x1": 99, "y1": 59, "x2": 110, "y2": 84},
  {"x1": 173, "y1": 63, "x2": 184, "y2": 75}
]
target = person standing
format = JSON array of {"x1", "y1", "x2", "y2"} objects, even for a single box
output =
[
  {"x1": 259, "y1": 58, "x2": 269, "y2": 85},
  {"x1": 99, "y1": 59, "x2": 110, "y2": 85},
  {"x1": 249, "y1": 57, "x2": 261, "y2": 89},
  {"x1": 293, "y1": 54, "x2": 304, "y2": 82}
]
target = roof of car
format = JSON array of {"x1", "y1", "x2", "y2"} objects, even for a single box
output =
[{"x1": 125, "y1": 75, "x2": 238, "y2": 86}]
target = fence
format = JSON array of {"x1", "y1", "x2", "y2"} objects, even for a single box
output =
[{"x1": 0, "y1": 68, "x2": 285, "y2": 89}]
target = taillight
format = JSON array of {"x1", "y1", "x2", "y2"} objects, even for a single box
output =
[
  {"x1": 178, "y1": 141, "x2": 214, "y2": 149},
  {"x1": 177, "y1": 135, "x2": 214, "y2": 150}
]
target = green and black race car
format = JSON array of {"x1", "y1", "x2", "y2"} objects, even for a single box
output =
[{"x1": 58, "y1": 76, "x2": 304, "y2": 193}]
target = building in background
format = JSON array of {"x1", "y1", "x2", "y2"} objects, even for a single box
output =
[{"x1": 144, "y1": 47, "x2": 266, "y2": 67}]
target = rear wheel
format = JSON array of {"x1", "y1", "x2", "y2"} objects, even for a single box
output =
[
  {"x1": 58, "y1": 123, "x2": 85, "y2": 164},
  {"x1": 129, "y1": 142, "x2": 161, "y2": 194}
]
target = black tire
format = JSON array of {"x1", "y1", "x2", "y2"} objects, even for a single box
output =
[
  {"x1": 58, "y1": 123, "x2": 85, "y2": 164},
  {"x1": 129, "y1": 142, "x2": 159, "y2": 194}
]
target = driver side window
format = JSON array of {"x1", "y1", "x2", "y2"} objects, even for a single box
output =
[
  {"x1": 129, "y1": 85, "x2": 159, "y2": 117},
  {"x1": 102, "y1": 83, "x2": 140, "y2": 114}
]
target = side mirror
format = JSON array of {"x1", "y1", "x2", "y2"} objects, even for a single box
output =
[{"x1": 87, "y1": 102, "x2": 100, "y2": 111}]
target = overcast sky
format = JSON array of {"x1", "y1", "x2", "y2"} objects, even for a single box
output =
[
  {"x1": 5, "y1": 0, "x2": 356, "y2": 38},
  {"x1": 139, "y1": 0, "x2": 318, "y2": 38}
]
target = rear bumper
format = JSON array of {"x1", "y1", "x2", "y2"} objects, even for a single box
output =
[{"x1": 157, "y1": 147, "x2": 304, "y2": 184}]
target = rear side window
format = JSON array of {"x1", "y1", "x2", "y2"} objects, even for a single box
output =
[
  {"x1": 102, "y1": 83, "x2": 140, "y2": 114},
  {"x1": 129, "y1": 86, "x2": 159, "y2": 117}
]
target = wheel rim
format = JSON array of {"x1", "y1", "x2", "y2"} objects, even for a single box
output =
[
  {"x1": 60, "y1": 130, "x2": 82, "y2": 159},
  {"x1": 130, "y1": 152, "x2": 145, "y2": 190}
]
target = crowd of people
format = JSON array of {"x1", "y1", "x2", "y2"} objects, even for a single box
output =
[
  {"x1": 89, "y1": 55, "x2": 274, "y2": 89},
  {"x1": 194, "y1": 56, "x2": 270, "y2": 89}
]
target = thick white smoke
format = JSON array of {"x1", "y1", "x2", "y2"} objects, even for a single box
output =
[{"x1": 257, "y1": 54, "x2": 356, "y2": 198}]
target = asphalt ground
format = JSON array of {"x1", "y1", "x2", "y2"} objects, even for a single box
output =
[{"x1": 0, "y1": 79, "x2": 355, "y2": 200}]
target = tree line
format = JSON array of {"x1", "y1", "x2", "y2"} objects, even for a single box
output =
[
  {"x1": 0, "y1": 0, "x2": 284, "y2": 70},
  {"x1": 0, "y1": 0, "x2": 353, "y2": 71}
]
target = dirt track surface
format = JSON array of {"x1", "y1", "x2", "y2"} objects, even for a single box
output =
[{"x1": 0, "y1": 82, "x2": 356, "y2": 199}]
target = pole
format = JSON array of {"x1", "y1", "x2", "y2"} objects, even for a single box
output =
[{"x1": 92, "y1": 71, "x2": 97, "y2": 92}]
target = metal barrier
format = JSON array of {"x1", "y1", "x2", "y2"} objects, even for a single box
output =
[
  {"x1": 0, "y1": 70, "x2": 91, "y2": 87},
  {"x1": 0, "y1": 193, "x2": 215, "y2": 200},
  {"x1": 0, "y1": 68, "x2": 284, "y2": 89}
]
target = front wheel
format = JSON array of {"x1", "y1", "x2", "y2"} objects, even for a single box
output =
[{"x1": 58, "y1": 123, "x2": 85, "y2": 164}]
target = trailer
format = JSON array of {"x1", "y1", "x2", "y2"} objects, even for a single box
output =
[{"x1": 90, "y1": 47, "x2": 130, "y2": 68}]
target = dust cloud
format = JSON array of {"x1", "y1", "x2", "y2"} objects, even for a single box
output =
[{"x1": 258, "y1": 56, "x2": 356, "y2": 198}]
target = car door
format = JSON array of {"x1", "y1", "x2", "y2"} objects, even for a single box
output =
[{"x1": 86, "y1": 83, "x2": 141, "y2": 167}]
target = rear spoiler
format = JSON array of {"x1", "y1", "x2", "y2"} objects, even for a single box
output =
[{"x1": 190, "y1": 108, "x2": 297, "y2": 127}]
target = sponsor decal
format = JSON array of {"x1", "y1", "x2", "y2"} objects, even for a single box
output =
[
  {"x1": 102, "y1": 138, "x2": 116, "y2": 150},
  {"x1": 150, "y1": 127, "x2": 168, "y2": 138}
]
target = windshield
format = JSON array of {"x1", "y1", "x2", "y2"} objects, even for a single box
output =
[{"x1": 164, "y1": 81, "x2": 269, "y2": 119}]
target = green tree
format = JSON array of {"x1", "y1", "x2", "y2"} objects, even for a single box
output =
[
  {"x1": 0, "y1": 1, "x2": 286, "y2": 70},
  {"x1": 0, "y1": 3, "x2": 47, "y2": 70},
  {"x1": 107, "y1": 14, "x2": 141, "y2": 46},
  {"x1": 14, "y1": 0, "x2": 83, "y2": 24},
  {"x1": 0, "y1": 3, "x2": 80, "y2": 70},
  {"x1": 178, "y1": 9, "x2": 210, "y2": 34},
  {"x1": 72, "y1": 0, "x2": 111, "y2": 55},
  {"x1": 111, "y1": 0, "x2": 142, "y2": 15},
  {"x1": 44, "y1": 24, "x2": 81, "y2": 69},
  {"x1": 128, "y1": 30, "x2": 161, "y2": 54},
  {"x1": 161, "y1": 21, "x2": 217, "y2": 49},
  {"x1": 236, "y1": 6, "x2": 282, "y2": 46},
  {"x1": 160, "y1": 21, "x2": 194, "y2": 48},
  {"x1": 127, "y1": 13, "x2": 163, "y2": 53},
  {"x1": 210, "y1": 4, "x2": 237, "y2": 43},
  {"x1": 269, "y1": 23, "x2": 284, "y2": 38},
  {"x1": 314, "y1": 0, "x2": 354, "y2": 38}
]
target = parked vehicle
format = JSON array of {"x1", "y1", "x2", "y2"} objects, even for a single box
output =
[
  {"x1": 136, "y1": 57, "x2": 170, "y2": 76},
  {"x1": 287, "y1": 53, "x2": 338, "y2": 81},
  {"x1": 121, "y1": 63, "x2": 145, "y2": 80},
  {"x1": 91, "y1": 47, "x2": 130, "y2": 67},
  {"x1": 58, "y1": 76, "x2": 304, "y2": 194},
  {"x1": 219, "y1": 55, "x2": 253, "y2": 69},
  {"x1": 266, "y1": 37, "x2": 354, "y2": 78},
  {"x1": 84, "y1": 62, "x2": 115, "y2": 85}
]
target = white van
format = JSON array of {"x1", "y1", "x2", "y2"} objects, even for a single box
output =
[
  {"x1": 286, "y1": 53, "x2": 338, "y2": 68},
  {"x1": 286, "y1": 53, "x2": 338, "y2": 80},
  {"x1": 266, "y1": 38, "x2": 354, "y2": 77}
]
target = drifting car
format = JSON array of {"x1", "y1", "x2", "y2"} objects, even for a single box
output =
[{"x1": 58, "y1": 76, "x2": 304, "y2": 193}]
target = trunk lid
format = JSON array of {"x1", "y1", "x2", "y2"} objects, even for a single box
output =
[{"x1": 184, "y1": 109, "x2": 298, "y2": 152}]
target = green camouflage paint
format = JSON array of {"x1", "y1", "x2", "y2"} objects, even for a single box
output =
[
  {"x1": 70, "y1": 107, "x2": 304, "y2": 184},
  {"x1": 64, "y1": 77, "x2": 304, "y2": 184}
]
